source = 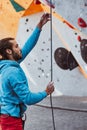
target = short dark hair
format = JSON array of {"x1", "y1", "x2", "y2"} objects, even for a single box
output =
[{"x1": 0, "y1": 37, "x2": 14, "y2": 60}]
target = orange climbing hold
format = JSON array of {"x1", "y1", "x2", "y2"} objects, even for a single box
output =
[{"x1": 78, "y1": 17, "x2": 87, "y2": 28}]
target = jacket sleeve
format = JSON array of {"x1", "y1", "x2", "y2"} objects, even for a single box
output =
[
  {"x1": 18, "y1": 27, "x2": 41, "y2": 63},
  {"x1": 8, "y1": 68, "x2": 47, "y2": 105}
]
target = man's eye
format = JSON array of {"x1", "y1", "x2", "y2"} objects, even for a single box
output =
[{"x1": 16, "y1": 45, "x2": 18, "y2": 48}]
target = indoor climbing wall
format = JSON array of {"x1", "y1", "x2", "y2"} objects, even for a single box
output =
[
  {"x1": 16, "y1": 0, "x2": 87, "y2": 96},
  {"x1": 0, "y1": 0, "x2": 87, "y2": 96},
  {"x1": 55, "y1": 0, "x2": 87, "y2": 39},
  {"x1": 0, "y1": 0, "x2": 33, "y2": 38}
]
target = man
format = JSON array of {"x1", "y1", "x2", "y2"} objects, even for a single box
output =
[{"x1": 0, "y1": 13, "x2": 54, "y2": 130}]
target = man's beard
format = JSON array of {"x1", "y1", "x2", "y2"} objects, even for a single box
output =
[{"x1": 12, "y1": 51, "x2": 22, "y2": 61}]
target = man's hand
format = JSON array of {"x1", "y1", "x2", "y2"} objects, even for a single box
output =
[
  {"x1": 45, "y1": 81, "x2": 54, "y2": 95},
  {"x1": 37, "y1": 13, "x2": 51, "y2": 29}
]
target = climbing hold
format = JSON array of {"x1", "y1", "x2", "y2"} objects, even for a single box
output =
[
  {"x1": 77, "y1": 35, "x2": 81, "y2": 42},
  {"x1": 80, "y1": 39, "x2": 87, "y2": 63},
  {"x1": 54, "y1": 47, "x2": 78, "y2": 70},
  {"x1": 78, "y1": 17, "x2": 87, "y2": 28},
  {"x1": 35, "y1": 0, "x2": 55, "y2": 8},
  {"x1": 54, "y1": 47, "x2": 69, "y2": 70},
  {"x1": 64, "y1": 20, "x2": 75, "y2": 29},
  {"x1": 34, "y1": 0, "x2": 41, "y2": 4},
  {"x1": 43, "y1": 0, "x2": 55, "y2": 8},
  {"x1": 67, "y1": 52, "x2": 78, "y2": 70},
  {"x1": 84, "y1": 3, "x2": 87, "y2": 6},
  {"x1": 10, "y1": 0, "x2": 25, "y2": 12}
]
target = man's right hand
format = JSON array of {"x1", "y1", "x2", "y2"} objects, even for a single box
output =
[
  {"x1": 45, "y1": 81, "x2": 54, "y2": 95},
  {"x1": 37, "y1": 13, "x2": 51, "y2": 29}
]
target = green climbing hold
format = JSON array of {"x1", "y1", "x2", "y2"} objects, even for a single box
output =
[{"x1": 10, "y1": 0, "x2": 25, "y2": 12}]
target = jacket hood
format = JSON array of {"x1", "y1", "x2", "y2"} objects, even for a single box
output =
[{"x1": 0, "y1": 60, "x2": 19, "y2": 73}]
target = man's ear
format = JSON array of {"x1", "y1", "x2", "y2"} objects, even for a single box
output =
[
  {"x1": 0, "y1": 54, "x2": 3, "y2": 59},
  {"x1": 6, "y1": 49, "x2": 12, "y2": 55}
]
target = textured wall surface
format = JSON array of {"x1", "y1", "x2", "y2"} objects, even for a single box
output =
[
  {"x1": 55, "y1": 0, "x2": 87, "y2": 34},
  {"x1": 16, "y1": 0, "x2": 87, "y2": 96},
  {"x1": 0, "y1": 0, "x2": 86, "y2": 96}
]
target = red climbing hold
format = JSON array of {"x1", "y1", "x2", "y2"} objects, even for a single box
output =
[
  {"x1": 77, "y1": 35, "x2": 81, "y2": 42},
  {"x1": 34, "y1": 0, "x2": 41, "y2": 4},
  {"x1": 78, "y1": 17, "x2": 87, "y2": 28},
  {"x1": 34, "y1": 0, "x2": 55, "y2": 8}
]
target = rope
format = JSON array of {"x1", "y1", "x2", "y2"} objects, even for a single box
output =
[
  {"x1": 35, "y1": 104, "x2": 87, "y2": 113},
  {"x1": 49, "y1": 0, "x2": 56, "y2": 129}
]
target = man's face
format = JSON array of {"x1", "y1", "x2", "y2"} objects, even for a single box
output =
[{"x1": 10, "y1": 40, "x2": 22, "y2": 61}]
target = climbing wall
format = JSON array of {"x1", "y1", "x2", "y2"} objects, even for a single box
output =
[
  {"x1": 16, "y1": 1, "x2": 87, "y2": 96},
  {"x1": 0, "y1": 0, "x2": 87, "y2": 96},
  {"x1": 0, "y1": 0, "x2": 33, "y2": 38},
  {"x1": 55, "y1": 0, "x2": 87, "y2": 35}
]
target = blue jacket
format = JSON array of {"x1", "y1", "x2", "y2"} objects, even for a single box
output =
[{"x1": 0, "y1": 27, "x2": 47, "y2": 117}]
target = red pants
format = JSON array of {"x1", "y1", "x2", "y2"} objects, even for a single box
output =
[{"x1": 0, "y1": 114, "x2": 23, "y2": 130}]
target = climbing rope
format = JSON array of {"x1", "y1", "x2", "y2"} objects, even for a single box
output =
[
  {"x1": 35, "y1": 103, "x2": 87, "y2": 113},
  {"x1": 49, "y1": 0, "x2": 56, "y2": 130},
  {"x1": 34, "y1": 0, "x2": 56, "y2": 129}
]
